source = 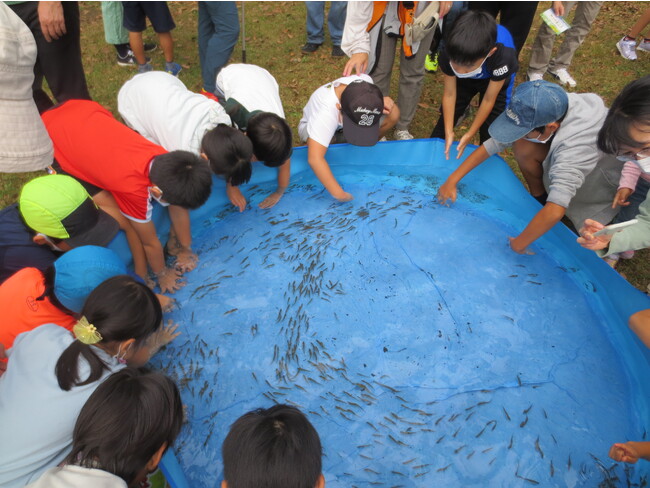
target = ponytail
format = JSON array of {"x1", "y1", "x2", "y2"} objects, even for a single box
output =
[{"x1": 55, "y1": 275, "x2": 162, "y2": 391}]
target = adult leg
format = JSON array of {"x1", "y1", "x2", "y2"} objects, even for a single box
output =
[
  {"x1": 198, "y1": 1, "x2": 239, "y2": 93},
  {"x1": 548, "y1": 1, "x2": 602, "y2": 72},
  {"x1": 369, "y1": 29, "x2": 398, "y2": 98},
  {"x1": 494, "y1": 2, "x2": 540, "y2": 57},
  {"x1": 527, "y1": 2, "x2": 571, "y2": 76},
  {"x1": 430, "y1": 79, "x2": 481, "y2": 139},
  {"x1": 10, "y1": 1, "x2": 90, "y2": 112},
  {"x1": 327, "y1": 1, "x2": 347, "y2": 46},
  {"x1": 395, "y1": 27, "x2": 436, "y2": 130},
  {"x1": 306, "y1": 1, "x2": 325, "y2": 45},
  {"x1": 512, "y1": 138, "x2": 551, "y2": 198}
]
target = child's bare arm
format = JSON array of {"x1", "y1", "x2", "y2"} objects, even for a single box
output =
[
  {"x1": 379, "y1": 97, "x2": 399, "y2": 137},
  {"x1": 307, "y1": 138, "x2": 353, "y2": 202},
  {"x1": 168, "y1": 205, "x2": 198, "y2": 273},
  {"x1": 128, "y1": 320, "x2": 181, "y2": 366},
  {"x1": 457, "y1": 78, "x2": 506, "y2": 159},
  {"x1": 509, "y1": 202, "x2": 566, "y2": 254},
  {"x1": 437, "y1": 145, "x2": 491, "y2": 205},
  {"x1": 226, "y1": 181, "x2": 247, "y2": 212},
  {"x1": 260, "y1": 158, "x2": 290, "y2": 209},
  {"x1": 629, "y1": 310, "x2": 650, "y2": 349},
  {"x1": 131, "y1": 220, "x2": 184, "y2": 293},
  {"x1": 441, "y1": 74, "x2": 458, "y2": 160}
]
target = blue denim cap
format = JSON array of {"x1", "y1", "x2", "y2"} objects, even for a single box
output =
[
  {"x1": 489, "y1": 80, "x2": 569, "y2": 144},
  {"x1": 53, "y1": 245, "x2": 127, "y2": 313}
]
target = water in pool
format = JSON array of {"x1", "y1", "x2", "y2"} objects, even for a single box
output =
[{"x1": 152, "y1": 174, "x2": 647, "y2": 487}]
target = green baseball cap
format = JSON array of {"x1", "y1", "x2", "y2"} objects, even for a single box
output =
[{"x1": 19, "y1": 174, "x2": 119, "y2": 247}]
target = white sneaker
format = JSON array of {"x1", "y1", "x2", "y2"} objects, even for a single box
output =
[
  {"x1": 617, "y1": 37, "x2": 638, "y2": 60},
  {"x1": 527, "y1": 71, "x2": 544, "y2": 82},
  {"x1": 637, "y1": 39, "x2": 650, "y2": 53},
  {"x1": 549, "y1": 68, "x2": 577, "y2": 88},
  {"x1": 394, "y1": 129, "x2": 414, "y2": 140}
]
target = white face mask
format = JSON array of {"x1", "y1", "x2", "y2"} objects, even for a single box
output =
[
  {"x1": 634, "y1": 155, "x2": 650, "y2": 173},
  {"x1": 450, "y1": 55, "x2": 488, "y2": 79},
  {"x1": 524, "y1": 129, "x2": 553, "y2": 144},
  {"x1": 36, "y1": 233, "x2": 66, "y2": 252}
]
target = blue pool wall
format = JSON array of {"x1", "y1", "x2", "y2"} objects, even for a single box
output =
[{"x1": 107, "y1": 139, "x2": 650, "y2": 485}]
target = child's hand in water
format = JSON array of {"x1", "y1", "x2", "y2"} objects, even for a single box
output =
[
  {"x1": 146, "y1": 320, "x2": 181, "y2": 357},
  {"x1": 174, "y1": 248, "x2": 199, "y2": 273},
  {"x1": 437, "y1": 181, "x2": 457, "y2": 206},
  {"x1": 259, "y1": 190, "x2": 284, "y2": 209},
  {"x1": 156, "y1": 267, "x2": 185, "y2": 294},
  {"x1": 226, "y1": 184, "x2": 247, "y2": 212},
  {"x1": 609, "y1": 442, "x2": 640, "y2": 464},
  {"x1": 335, "y1": 191, "x2": 354, "y2": 202},
  {"x1": 156, "y1": 294, "x2": 177, "y2": 313}
]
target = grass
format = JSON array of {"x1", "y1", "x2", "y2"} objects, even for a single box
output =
[{"x1": 2, "y1": 1, "x2": 649, "y2": 289}]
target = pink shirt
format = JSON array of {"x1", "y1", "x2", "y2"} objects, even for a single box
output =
[{"x1": 619, "y1": 161, "x2": 650, "y2": 190}]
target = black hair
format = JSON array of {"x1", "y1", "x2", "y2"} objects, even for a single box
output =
[
  {"x1": 37, "y1": 266, "x2": 74, "y2": 315},
  {"x1": 222, "y1": 404, "x2": 322, "y2": 488},
  {"x1": 247, "y1": 112, "x2": 293, "y2": 167},
  {"x1": 445, "y1": 10, "x2": 497, "y2": 66},
  {"x1": 201, "y1": 124, "x2": 253, "y2": 186},
  {"x1": 66, "y1": 367, "x2": 183, "y2": 485},
  {"x1": 598, "y1": 75, "x2": 650, "y2": 155},
  {"x1": 55, "y1": 275, "x2": 162, "y2": 391},
  {"x1": 150, "y1": 150, "x2": 213, "y2": 209}
]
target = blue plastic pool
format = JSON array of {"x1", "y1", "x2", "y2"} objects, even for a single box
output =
[{"x1": 132, "y1": 140, "x2": 650, "y2": 487}]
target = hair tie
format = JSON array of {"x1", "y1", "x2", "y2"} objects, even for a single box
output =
[{"x1": 73, "y1": 316, "x2": 102, "y2": 345}]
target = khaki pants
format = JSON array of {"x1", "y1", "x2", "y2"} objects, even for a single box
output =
[
  {"x1": 527, "y1": 1, "x2": 602, "y2": 75},
  {"x1": 370, "y1": 27, "x2": 436, "y2": 131}
]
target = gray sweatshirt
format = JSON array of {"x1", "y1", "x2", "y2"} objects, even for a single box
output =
[{"x1": 484, "y1": 93, "x2": 622, "y2": 229}]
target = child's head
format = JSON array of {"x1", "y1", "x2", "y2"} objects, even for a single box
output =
[
  {"x1": 55, "y1": 275, "x2": 162, "y2": 391},
  {"x1": 19, "y1": 174, "x2": 120, "y2": 251},
  {"x1": 201, "y1": 124, "x2": 253, "y2": 186},
  {"x1": 150, "y1": 151, "x2": 213, "y2": 209},
  {"x1": 340, "y1": 80, "x2": 383, "y2": 147},
  {"x1": 51, "y1": 246, "x2": 127, "y2": 314},
  {"x1": 488, "y1": 80, "x2": 568, "y2": 144},
  {"x1": 598, "y1": 75, "x2": 650, "y2": 161},
  {"x1": 66, "y1": 367, "x2": 183, "y2": 487},
  {"x1": 446, "y1": 10, "x2": 497, "y2": 71},
  {"x1": 247, "y1": 112, "x2": 293, "y2": 167},
  {"x1": 222, "y1": 404, "x2": 323, "y2": 488}
]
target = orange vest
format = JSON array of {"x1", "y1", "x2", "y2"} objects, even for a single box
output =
[
  {"x1": 0, "y1": 267, "x2": 76, "y2": 353},
  {"x1": 367, "y1": 1, "x2": 418, "y2": 58}
]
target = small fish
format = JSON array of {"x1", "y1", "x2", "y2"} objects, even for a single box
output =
[
  {"x1": 567, "y1": 455, "x2": 572, "y2": 470},
  {"x1": 436, "y1": 435, "x2": 445, "y2": 444},
  {"x1": 508, "y1": 436, "x2": 514, "y2": 449},
  {"x1": 437, "y1": 464, "x2": 451, "y2": 473},
  {"x1": 523, "y1": 404, "x2": 533, "y2": 415},
  {"x1": 454, "y1": 445, "x2": 466, "y2": 454},
  {"x1": 550, "y1": 460, "x2": 555, "y2": 477},
  {"x1": 535, "y1": 437, "x2": 544, "y2": 459},
  {"x1": 520, "y1": 416, "x2": 529, "y2": 428},
  {"x1": 503, "y1": 407, "x2": 511, "y2": 421}
]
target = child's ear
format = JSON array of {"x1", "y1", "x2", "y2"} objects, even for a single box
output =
[
  {"x1": 336, "y1": 103, "x2": 341, "y2": 111},
  {"x1": 315, "y1": 474, "x2": 325, "y2": 488},
  {"x1": 32, "y1": 234, "x2": 47, "y2": 246},
  {"x1": 149, "y1": 185, "x2": 163, "y2": 199},
  {"x1": 487, "y1": 46, "x2": 498, "y2": 57},
  {"x1": 200, "y1": 152, "x2": 209, "y2": 162},
  {"x1": 145, "y1": 442, "x2": 168, "y2": 472}
]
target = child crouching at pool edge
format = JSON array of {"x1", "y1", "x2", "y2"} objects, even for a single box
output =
[
  {"x1": 221, "y1": 404, "x2": 325, "y2": 488},
  {"x1": 26, "y1": 367, "x2": 184, "y2": 487}
]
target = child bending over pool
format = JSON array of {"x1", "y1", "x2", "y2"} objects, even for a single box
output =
[
  {"x1": 222, "y1": 404, "x2": 324, "y2": 488},
  {"x1": 42, "y1": 100, "x2": 213, "y2": 293},
  {"x1": 0, "y1": 275, "x2": 178, "y2": 487},
  {"x1": 299, "y1": 75, "x2": 399, "y2": 202},
  {"x1": 26, "y1": 367, "x2": 183, "y2": 487}
]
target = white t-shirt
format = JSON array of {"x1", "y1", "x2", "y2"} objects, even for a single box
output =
[
  {"x1": 216, "y1": 64, "x2": 285, "y2": 118},
  {"x1": 298, "y1": 74, "x2": 373, "y2": 147},
  {"x1": 117, "y1": 71, "x2": 231, "y2": 154},
  {"x1": 0, "y1": 324, "x2": 124, "y2": 488},
  {"x1": 26, "y1": 465, "x2": 127, "y2": 488}
]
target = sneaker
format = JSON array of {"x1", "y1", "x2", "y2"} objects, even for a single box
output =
[
  {"x1": 117, "y1": 49, "x2": 150, "y2": 67},
  {"x1": 166, "y1": 61, "x2": 182, "y2": 77},
  {"x1": 549, "y1": 68, "x2": 577, "y2": 88},
  {"x1": 331, "y1": 45, "x2": 345, "y2": 57},
  {"x1": 637, "y1": 39, "x2": 650, "y2": 53},
  {"x1": 604, "y1": 255, "x2": 619, "y2": 268},
  {"x1": 200, "y1": 88, "x2": 219, "y2": 103},
  {"x1": 143, "y1": 42, "x2": 157, "y2": 53},
  {"x1": 424, "y1": 52, "x2": 438, "y2": 73},
  {"x1": 137, "y1": 62, "x2": 153, "y2": 74},
  {"x1": 394, "y1": 129, "x2": 414, "y2": 140},
  {"x1": 527, "y1": 71, "x2": 545, "y2": 82},
  {"x1": 301, "y1": 42, "x2": 321, "y2": 53},
  {"x1": 617, "y1": 36, "x2": 638, "y2": 60},
  {"x1": 379, "y1": 136, "x2": 387, "y2": 142},
  {"x1": 620, "y1": 250, "x2": 635, "y2": 260}
]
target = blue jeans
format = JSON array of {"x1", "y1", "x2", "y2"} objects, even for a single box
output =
[
  {"x1": 614, "y1": 177, "x2": 650, "y2": 223},
  {"x1": 306, "y1": 1, "x2": 347, "y2": 46},
  {"x1": 198, "y1": 1, "x2": 239, "y2": 93}
]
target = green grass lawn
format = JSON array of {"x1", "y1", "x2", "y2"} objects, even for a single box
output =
[{"x1": 2, "y1": 1, "x2": 649, "y2": 288}]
